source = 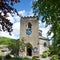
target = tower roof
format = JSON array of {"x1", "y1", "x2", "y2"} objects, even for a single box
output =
[
  {"x1": 21, "y1": 16, "x2": 37, "y2": 18},
  {"x1": 21, "y1": 16, "x2": 37, "y2": 20}
]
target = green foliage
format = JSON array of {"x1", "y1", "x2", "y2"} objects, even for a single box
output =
[
  {"x1": 9, "y1": 40, "x2": 20, "y2": 56},
  {"x1": 49, "y1": 45, "x2": 60, "y2": 55},
  {"x1": 0, "y1": 57, "x2": 1, "y2": 60},
  {"x1": 0, "y1": 37, "x2": 20, "y2": 56},
  {"x1": 44, "y1": 50, "x2": 50, "y2": 56},
  {"x1": 13, "y1": 57, "x2": 23, "y2": 60},
  {"x1": 0, "y1": 0, "x2": 20, "y2": 35},
  {"x1": 42, "y1": 52, "x2": 48, "y2": 58},
  {"x1": 19, "y1": 38, "x2": 26, "y2": 52},
  {"x1": 0, "y1": 37, "x2": 12, "y2": 45},
  {"x1": 51, "y1": 55, "x2": 59, "y2": 60},
  {"x1": 4, "y1": 56, "x2": 38, "y2": 60},
  {"x1": 32, "y1": 57, "x2": 38, "y2": 60},
  {"x1": 23, "y1": 57, "x2": 31, "y2": 60},
  {"x1": 0, "y1": 37, "x2": 17, "y2": 48},
  {"x1": 33, "y1": 0, "x2": 60, "y2": 55},
  {"x1": 42, "y1": 50, "x2": 50, "y2": 58}
]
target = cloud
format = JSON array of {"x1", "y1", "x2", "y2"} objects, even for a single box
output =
[
  {"x1": 6, "y1": 13, "x2": 15, "y2": 23},
  {"x1": 0, "y1": 12, "x2": 20, "y2": 39},
  {"x1": 12, "y1": 22, "x2": 20, "y2": 38},
  {"x1": 0, "y1": 31, "x2": 17, "y2": 39},
  {"x1": 0, "y1": 10, "x2": 34, "y2": 39},
  {"x1": 39, "y1": 20, "x2": 52, "y2": 38},
  {"x1": 0, "y1": 9, "x2": 52, "y2": 39},
  {"x1": 39, "y1": 20, "x2": 46, "y2": 28},
  {"x1": 40, "y1": 25, "x2": 51, "y2": 37},
  {"x1": 48, "y1": 33, "x2": 53, "y2": 39},
  {"x1": 18, "y1": 9, "x2": 34, "y2": 17},
  {"x1": 18, "y1": 10, "x2": 26, "y2": 16}
]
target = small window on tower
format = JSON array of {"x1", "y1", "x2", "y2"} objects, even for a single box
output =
[
  {"x1": 44, "y1": 42, "x2": 47, "y2": 47},
  {"x1": 28, "y1": 22, "x2": 32, "y2": 29},
  {"x1": 39, "y1": 33, "x2": 42, "y2": 36}
]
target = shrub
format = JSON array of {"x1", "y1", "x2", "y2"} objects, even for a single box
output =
[
  {"x1": 5, "y1": 54, "x2": 11, "y2": 59},
  {"x1": 14, "y1": 57, "x2": 23, "y2": 60},
  {"x1": 0, "y1": 57, "x2": 1, "y2": 60},
  {"x1": 32, "y1": 57, "x2": 38, "y2": 60},
  {"x1": 42, "y1": 52, "x2": 48, "y2": 58},
  {"x1": 12, "y1": 57, "x2": 23, "y2": 60},
  {"x1": 23, "y1": 57, "x2": 31, "y2": 60},
  {"x1": 51, "y1": 55, "x2": 59, "y2": 60},
  {"x1": 42, "y1": 50, "x2": 50, "y2": 58}
]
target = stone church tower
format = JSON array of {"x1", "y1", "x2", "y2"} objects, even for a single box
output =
[{"x1": 20, "y1": 16, "x2": 49, "y2": 57}]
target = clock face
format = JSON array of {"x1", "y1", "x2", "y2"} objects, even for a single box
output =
[
  {"x1": 26, "y1": 29, "x2": 32, "y2": 35},
  {"x1": 33, "y1": 47, "x2": 38, "y2": 53}
]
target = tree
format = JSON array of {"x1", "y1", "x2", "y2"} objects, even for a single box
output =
[
  {"x1": 0, "y1": 0, "x2": 20, "y2": 35},
  {"x1": 33, "y1": 0, "x2": 60, "y2": 55},
  {"x1": 0, "y1": 37, "x2": 20, "y2": 56},
  {"x1": 19, "y1": 38, "x2": 26, "y2": 57},
  {"x1": 9, "y1": 39, "x2": 20, "y2": 56},
  {"x1": 20, "y1": 38, "x2": 26, "y2": 52}
]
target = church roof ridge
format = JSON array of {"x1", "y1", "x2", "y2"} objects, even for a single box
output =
[
  {"x1": 39, "y1": 36, "x2": 49, "y2": 41},
  {"x1": 38, "y1": 29, "x2": 42, "y2": 32}
]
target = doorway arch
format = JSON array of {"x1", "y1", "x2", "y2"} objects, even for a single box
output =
[{"x1": 26, "y1": 43, "x2": 32, "y2": 56}]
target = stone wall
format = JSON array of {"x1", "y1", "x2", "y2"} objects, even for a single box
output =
[
  {"x1": 39, "y1": 38, "x2": 49, "y2": 55},
  {"x1": 20, "y1": 16, "x2": 49, "y2": 57},
  {"x1": 20, "y1": 16, "x2": 39, "y2": 57}
]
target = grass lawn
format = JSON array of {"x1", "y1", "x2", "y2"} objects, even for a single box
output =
[{"x1": 2, "y1": 57, "x2": 38, "y2": 60}]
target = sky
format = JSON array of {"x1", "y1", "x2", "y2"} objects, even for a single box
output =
[{"x1": 0, "y1": 0, "x2": 53, "y2": 40}]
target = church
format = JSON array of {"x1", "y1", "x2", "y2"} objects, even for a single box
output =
[{"x1": 19, "y1": 16, "x2": 49, "y2": 57}]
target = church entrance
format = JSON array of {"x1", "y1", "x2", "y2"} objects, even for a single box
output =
[
  {"x1": 27, "y1": 47, "x2": 32, "y2": 56},
  {"x1": 26, "y1": 43, "x2": 32, "y2": 56}
]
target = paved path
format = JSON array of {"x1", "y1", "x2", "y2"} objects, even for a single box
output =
[{"x1": 40, "y1": 57, "x2": 51, "y2": 60}]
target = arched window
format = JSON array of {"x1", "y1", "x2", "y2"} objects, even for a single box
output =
[
  {"x1": 39, "y1": 33, "x2": 42, "y2": 36},
  {"x1": 44, "y1": 42, "x2": 47, "y2": 47},
  {"x1": 28, "y1": 22, "x2": 32, "y2": 29},
  {"x1": 26, "y1": 22, "x2": 32, "y2": 35}
]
